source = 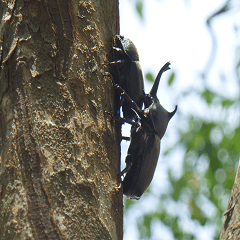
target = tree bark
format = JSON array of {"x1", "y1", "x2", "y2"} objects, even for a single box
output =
[
  {"x1": 220, "y1": 158, "x2": 240, "y2": 240},
  {"x1": 0, "y1": 0, "x2": 122, "y2": 239}
]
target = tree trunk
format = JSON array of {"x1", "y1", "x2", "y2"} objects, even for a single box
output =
[
  {"x1": 0, "y1": 0, "x2": 122, "y2": 239},
  {"x1": 220, "y1": 158, "x2": 240, "y2": 239}
]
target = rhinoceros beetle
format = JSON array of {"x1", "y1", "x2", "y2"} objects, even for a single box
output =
[
  {"x1": 112, "y1": 61, "x2": 177, "y2": 199},
  {"x1": 109, "y1": 35, "x2": 144, "y2": 120}
]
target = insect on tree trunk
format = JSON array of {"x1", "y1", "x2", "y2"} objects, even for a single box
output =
[{"x1": 0, "y1": 0, "x2": 122, "y2": 239}]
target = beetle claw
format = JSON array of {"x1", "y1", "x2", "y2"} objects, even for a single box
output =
[{"x1": 118, "y1": 174, "x2": 123, "y2": 188}]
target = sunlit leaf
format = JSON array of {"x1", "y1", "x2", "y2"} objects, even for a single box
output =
[
  {"x1": 190, "y1": 198, "x2": 207, "y2": 225},
  {"x1": 135, "y1": 0, "x2": 143, "y2": 19},
  {"x1": 202, "y1": 89, "x2": 214, "y2": 104},
  {"x1": 124, "y1": 198, "x2": 135, "y2": 210},
  {"x1": 145, "y1": 72, "x2": 154, "y2": 82},
  {"x1": 168, "y1": 72, "x2": 175, "y2": 86}
]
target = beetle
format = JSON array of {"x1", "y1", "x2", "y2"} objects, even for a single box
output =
[
  {"x1": 114, "y1": 62, "x2": 177, "y2": 199},
  {"x1": 110, "y1": 35, "x2": 145, "y2": 120}
]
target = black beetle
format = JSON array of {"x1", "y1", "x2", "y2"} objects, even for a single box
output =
[
  {"x1": 114, "y1": 62, "x2": 177, "y2": 199},
  {"x1": 110, "y1": 35, "x2": 145, "y2": 120}
]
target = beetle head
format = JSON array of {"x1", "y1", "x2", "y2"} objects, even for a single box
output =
[
  {"x1": 146, "y1": 62, "x2": 177, "y2": 138},
  {"x1": 114, "y1": 35, "x2": 139, "y2": 61},
  {"x1": 149, "y1": 101, "x2": 177, "y2": 139}
]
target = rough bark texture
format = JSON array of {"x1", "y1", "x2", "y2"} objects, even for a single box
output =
[
  {"x1": 220, "y1": 158, "x2": 240, "y2": 240},
  {"x1": 0, "y1": 0, "x2": 122, "y2": 239}
]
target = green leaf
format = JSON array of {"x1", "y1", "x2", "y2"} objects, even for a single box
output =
[
  {"x1": 124, "y1": 198, "x2": 135, "y2": 210},
  {"x1": 168, "y1": 72, "x2": 175, "y2": 86},
  {"x1": 190, "y1": 198, "x2": 207, "y2": 225},
  {"x1": 145, "y1": 72, "x2": 154, "y2": 82},
  {"x1": 135, "y1": 0, "x2": 143, "y2": 19},
  {"x1": 202, "y1": 89, "x2": 214, "y2": 104}
]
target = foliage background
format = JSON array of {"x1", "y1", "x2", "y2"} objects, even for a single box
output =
[{"x1": 120, "y1": 0, "x2": 240, "y2": 239}]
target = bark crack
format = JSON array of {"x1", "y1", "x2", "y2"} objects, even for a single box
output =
[{"x1": 11, "y1": 62, "x2": 60, "y2": 240}]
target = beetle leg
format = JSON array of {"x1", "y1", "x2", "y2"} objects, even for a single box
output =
[
  {"x1": 115, "y1": 84, "x2": 145, "y2": 120},
  {"x1": 106, "y1": 60, "x2": 125, "y2": 67},
  {"x1": 100, "y1": 58, "x2": 125, "y2": 68},
  {"x1": 104, "y1": 110, "x2": 116, "y2": 123},
  {"x1": 112, "y1": 46, "x2": 124, "y2": 54},
  {"x1": 105, "y1": 110, "x2": 140, "y2": 127},
  {"x1": 104, "y1": 71, "x2": 115, "y2": 84},
  {"x1": 119, "y1": 155, "x2": 133, "y2": 179},
  {"x1": 116, "y1": 116, "x2": 140, "y2": 127},
  {"x1": 104, "y1": 72, "x2": 145, "y2": 127},
  {"x1": 119, "y1": 145, "x2": 136, "y2": 185}
]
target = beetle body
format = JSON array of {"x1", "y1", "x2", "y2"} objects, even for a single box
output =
[
  {"x1": 111, "y1": 35, "x2": 144, "y2": 120},
  {"x1": 114, "y1": 62, "x2": 177, "y2": 199},
  {"x1": 122, "y1": 125, "x2": 161, "y2": 199}
]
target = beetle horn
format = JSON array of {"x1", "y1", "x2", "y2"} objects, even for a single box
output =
[
  {"x1": 150, "y1": 62, "x2": 171, "y2": 97},
  {"x1": 168, "y1": 105, "x2": 178, "y2": 120}
]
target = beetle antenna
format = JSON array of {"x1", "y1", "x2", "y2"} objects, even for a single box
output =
[
  {"x1": 150, "y1": 62, "x2": 171, "y2": 97},
  {"x1": 168, "y1": 105, "x2": 178, "y2": 120}
]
